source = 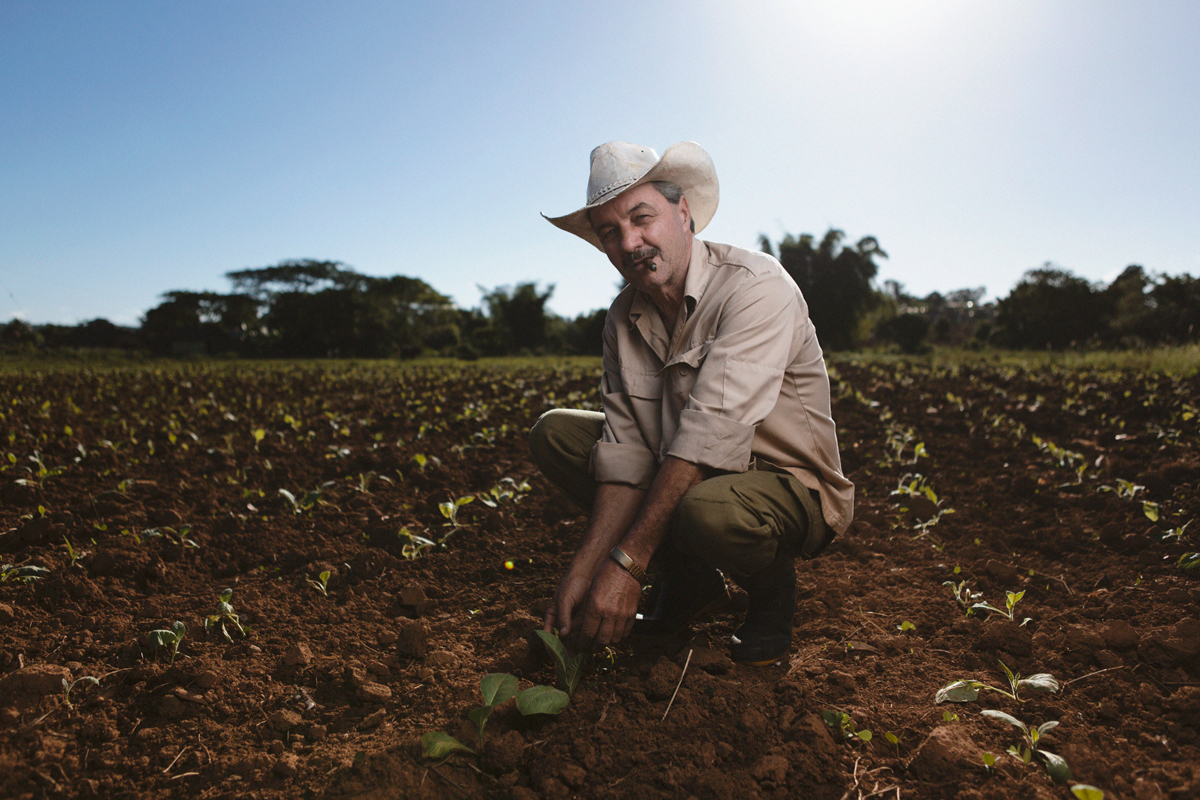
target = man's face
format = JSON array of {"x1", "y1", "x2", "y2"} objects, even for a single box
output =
[{"x1": 589, "y1": 183, "x2": 693, "y2": 295}]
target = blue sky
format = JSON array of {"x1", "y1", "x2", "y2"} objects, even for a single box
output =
[{"x1": 3, "y1": 0, "x2": 1198, "y2": 326}]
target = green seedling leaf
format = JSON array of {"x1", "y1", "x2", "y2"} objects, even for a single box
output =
[
  {"x1": 1071, "y1": 785, "x2": 1105, "y2": 800},
  {"x1": 855, "y1": 729, "x2": 873, "y2": 742},
  {"x1": 885, "y1": 732, "x2": 900, "y2": 745},
  {"x1": 982, "y1": 752, "x2": 996, "y2": 770},
  {"x1": 1036, "y1": 720, "x2": 1060, "y2": 737},
  {"x1": 1018, "y1": 673, "x2": 1060, "y2": 694},
  {"x1": 897, "y1": 620, "x2": 916, "y2": 632},
  {"x1": 981, "y1": 709, "x2": 1027, "y2": 731},
  {"x1": 1179, "y1": 552, "x2": 1200, "y2": 570},
  {"x1": 1039, "y1": 749, "x2": 1074, "y2": 784},
  {"x1": 534, "y1": 629, "x2": 586, "y2": 695},
  {"x1": 1143, "y1": 502, "x2": 1159, "y2": 522},
  {"x1": 420, "y1": 731, "x2": 475, "y2": 759},
  {"x1": 935, "y1": 680, "x2": 984, "y2": 703},
  {"x1": 516, "y1": 684, "x2": 569, "y2": 716},
  {"x1": 480, "y1": 673, "x2": 518, "y2": 708}
]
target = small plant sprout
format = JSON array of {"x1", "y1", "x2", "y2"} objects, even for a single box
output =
[
  {"x1": 421, "y1": 672, "x2": 518, "y2": 757},
  {"x1": 1, "y1": 563, "x2": 50, "y2": 583},
  {"x1": 439, "y1": 495, "x2": 475, "y2": 527},
  {"x1": 942, "y1": 710, "x2": 960, "y2": 723},
  {"x1": 62, "y1": 675, "x2": 99, "y2": 709},
  {"x1": 822, "y1": 709, "x2": 873, "y2": 743},
  {"x1": 944, "y1": 579, "x2": 983, "y2": 615},
  {"x1": 982, "y1": 752, "x2": 997, "y2": 773},
  {"x1": 147, "y1": 621, "x2": 188, "y2": 664},
  {"x1": 279, "y1": 482, "x2": 335, "y2": 514},
  {"x1": 63, "y1": 536, "x2": 87, "y2": 569},
  {"x1": 1179, "y1": 552, "x2": 1199, "y2": 570},
  {"x1": 1071, "y1": 785, "x2": 1105, "y2": 800},
  {"x1": 885, "y1": 731, "x2": 902, "y2": 756},
  {"x1": 972, "y1": 589, "x2": 1031, "y2": 626},
  {"x1": 307, "y1": 570, "x2": 331, "y2": 596},
  {"x1": 897, "y1": 620, "x2": 917, "y2": 633},
  {"x1": 1160, "y1": 520, "x2": 1191, "y2": 542},
  {"x1": 205, "y1": 588, "x2": 247, "y2": 642},
  {"x1": 398, "y1": 527, "x2": 436, "y2": 559},
  {"x1": 535, "y1": 629, "x2": 587, "y2": 696},
  {"x1": 981, "y1": 709, "x2": 1073, "y2": 784},
  {"x1": 422, "y1": 671, "x2": 569, "y2": 760},
  {"x1": 937, "y1": 661, "x2": 1059, "y2": 705}
]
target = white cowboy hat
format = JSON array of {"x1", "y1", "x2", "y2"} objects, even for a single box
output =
[{"x1": 544, "y1": 141, "x2": 719, "y2": 251}]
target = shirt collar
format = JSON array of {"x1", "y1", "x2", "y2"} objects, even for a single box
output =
[{"x1": 680, "y1": 237, "x2": 712, "y2": 320}]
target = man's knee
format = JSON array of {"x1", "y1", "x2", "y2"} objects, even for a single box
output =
[
  {"x1": 527, "y1": 409, "x2": 560, "y2": 469},
  {"x1": 671, "y1": 474, "x2": 804, "y2": 579}
]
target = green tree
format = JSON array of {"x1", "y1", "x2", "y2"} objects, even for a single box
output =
[
  {"x1": 477, "y1": 282, "x2": 555, "y2": 354},
  {"x1": 993, "y1": 265, "x2": 1103, "y2": 349},
  {"x1": 760, "y1": 229, "x2": 886, "y2": 351}
]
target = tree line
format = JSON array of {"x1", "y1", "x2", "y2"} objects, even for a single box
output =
[{"x1": 4, "y1": 237, "x2": 1198, "y2": 359}]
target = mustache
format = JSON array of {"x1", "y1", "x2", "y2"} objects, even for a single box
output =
[{"x1": 623, "y1": 247, "x2": 661, "y2": 270}]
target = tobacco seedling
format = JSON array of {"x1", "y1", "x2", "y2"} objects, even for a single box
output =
[
  {"x1": 439, "y1": 495, "x2": 475, "y2": 527},
  {"x1": 1070, "y1": 785, "x2": 1105, "y2": 800},
  {"x1": 972, "y1": 589, "x2": 1031, "y2": 626},
  {"x1": 982, "y1": 752, "x2": 997, "y2": 773},
  {"x1": 822, "y1": 709, "x2": 873, "y2": 742},
  {"x1": 944, "y1": 579, "x2": 983, "y2": 615},
  {"x1": 981, "y1": 709, "x2": 1073, "y2": 784},
  {"x1": 398, "y1": 527, "x2": 436, "y2": 559},
  {"x1": 147, "y1": 621, "x2": 188, "y2": 664},
  {"x1": 1159, "y1": 520, "x2": 1191, "y2": 542},
  {"x1": 422, "y1": 672, "x2": 569, "y2": 760},
  {"x1": 62, "y1": 675, "x2": 99, "y2": 709},
  {"x1": 307, "y1": 570, "x2": 331, "y2": 596},
  {"x1": 885, "y1": 731, "x2": 902, "y2": 757},
  {"x1": 0, "y1": 563, "x2": 49, "y2": 583},
  {"x1": 478, "y1": 477, "x2": 532, "y2": 508},
  {"x1": 422, "y1": 672, "x2": 518, "y2": 757},
  {"x1": 1179, "y1": 552, "x2": 1199, "y2": 570},
  {"x1": 279, "y1": 482, "x2": 335, "y2": 514},
  {"x1": 63, "y1": 536, "x2": 87, "y2": 570},
  {"x1": 535, "y1": 629, "x2": 587, "y2": 696},
  {"x1": 937, "y1": 661, "x2": 1059, "y2": 705},
  {"x1": 205, "y1": 588, "x2": 246, "y2": 642}
]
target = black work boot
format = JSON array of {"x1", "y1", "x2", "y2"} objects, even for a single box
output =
[
  {"x1": 730, "y1": 556, "x2": 797, "y2": 665},
  {"x1": 631, "y1": 551, "x2": 728, "y2": 637}
]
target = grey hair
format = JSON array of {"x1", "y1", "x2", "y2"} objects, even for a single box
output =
[{"x1": 649, "y1": 181, "x2": 695, "y2": 232}]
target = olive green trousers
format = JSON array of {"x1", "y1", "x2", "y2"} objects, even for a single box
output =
[{"x1": 528, "y1": 409, "x2": 827, "y2": 581}]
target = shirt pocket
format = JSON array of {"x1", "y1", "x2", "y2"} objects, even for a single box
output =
[
  {"x1": 664, "y1": 341, "x2": 711, "y2": 400},
  {"x1": 618, "y1": 368, "x2": 664, "y2": 400}
]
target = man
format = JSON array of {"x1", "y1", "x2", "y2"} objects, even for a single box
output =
[{"x1": 530, "y1": 141, "x2": 853, "y2": 665}]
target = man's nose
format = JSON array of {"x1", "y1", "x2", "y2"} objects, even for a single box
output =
[{"x1": 620, "y1": 225, "x2": 643, "y2": 254}]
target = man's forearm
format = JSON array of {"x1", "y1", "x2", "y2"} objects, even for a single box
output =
[
  {"x1": 565, "y1": 481, "x2": 645, "y2": 579},
  {"x1": 568, "y1": 456, "x2": 706, "y2": 578},
  {"x1": 614, "y1": 456, "x2": 707, "y2": 570}
]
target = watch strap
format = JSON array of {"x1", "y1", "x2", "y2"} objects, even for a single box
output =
[{"x1": 609, "y1": 546, "x2": 648, "y2": 583}]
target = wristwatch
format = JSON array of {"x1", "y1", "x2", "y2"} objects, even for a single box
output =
[{"x1": 609, "y1": 546, "x2": 649, "y2": 584}]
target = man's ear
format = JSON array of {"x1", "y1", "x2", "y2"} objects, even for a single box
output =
[{"x1": 678, "y1": 195, "x2": 692, "y2": 231}]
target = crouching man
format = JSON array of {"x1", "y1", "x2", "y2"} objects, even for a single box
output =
[{"x1": 531, "y1": 141, "x2": 853, "y2": 665}]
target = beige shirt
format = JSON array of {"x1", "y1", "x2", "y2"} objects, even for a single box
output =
[{"x1": 590, "y1": 237, "x2": 854, "y2": 534}]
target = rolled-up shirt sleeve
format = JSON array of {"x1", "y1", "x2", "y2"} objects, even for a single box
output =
[
  {"x1": 666, "y1": 271, "x2": 798, "y2": 472},
  {"x1": 590, "y1": 312, "x2": 659, "y2": 488}
]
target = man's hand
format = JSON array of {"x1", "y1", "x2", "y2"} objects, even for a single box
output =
[
  {"x1": 572, "y1": 558, "x2": 641, "y2": 651},
  {"x1": 543, "y1": 569, "x2": 592, "y2": 639}
]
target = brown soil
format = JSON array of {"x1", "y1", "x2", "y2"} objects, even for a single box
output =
[{"x1": 1, "y1": 359, "x2": 1197, "y2": 800}]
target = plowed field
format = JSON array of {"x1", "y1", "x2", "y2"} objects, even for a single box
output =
[{"x1": 1, "y1": 359, "x2": 1197, "y2": 800}]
